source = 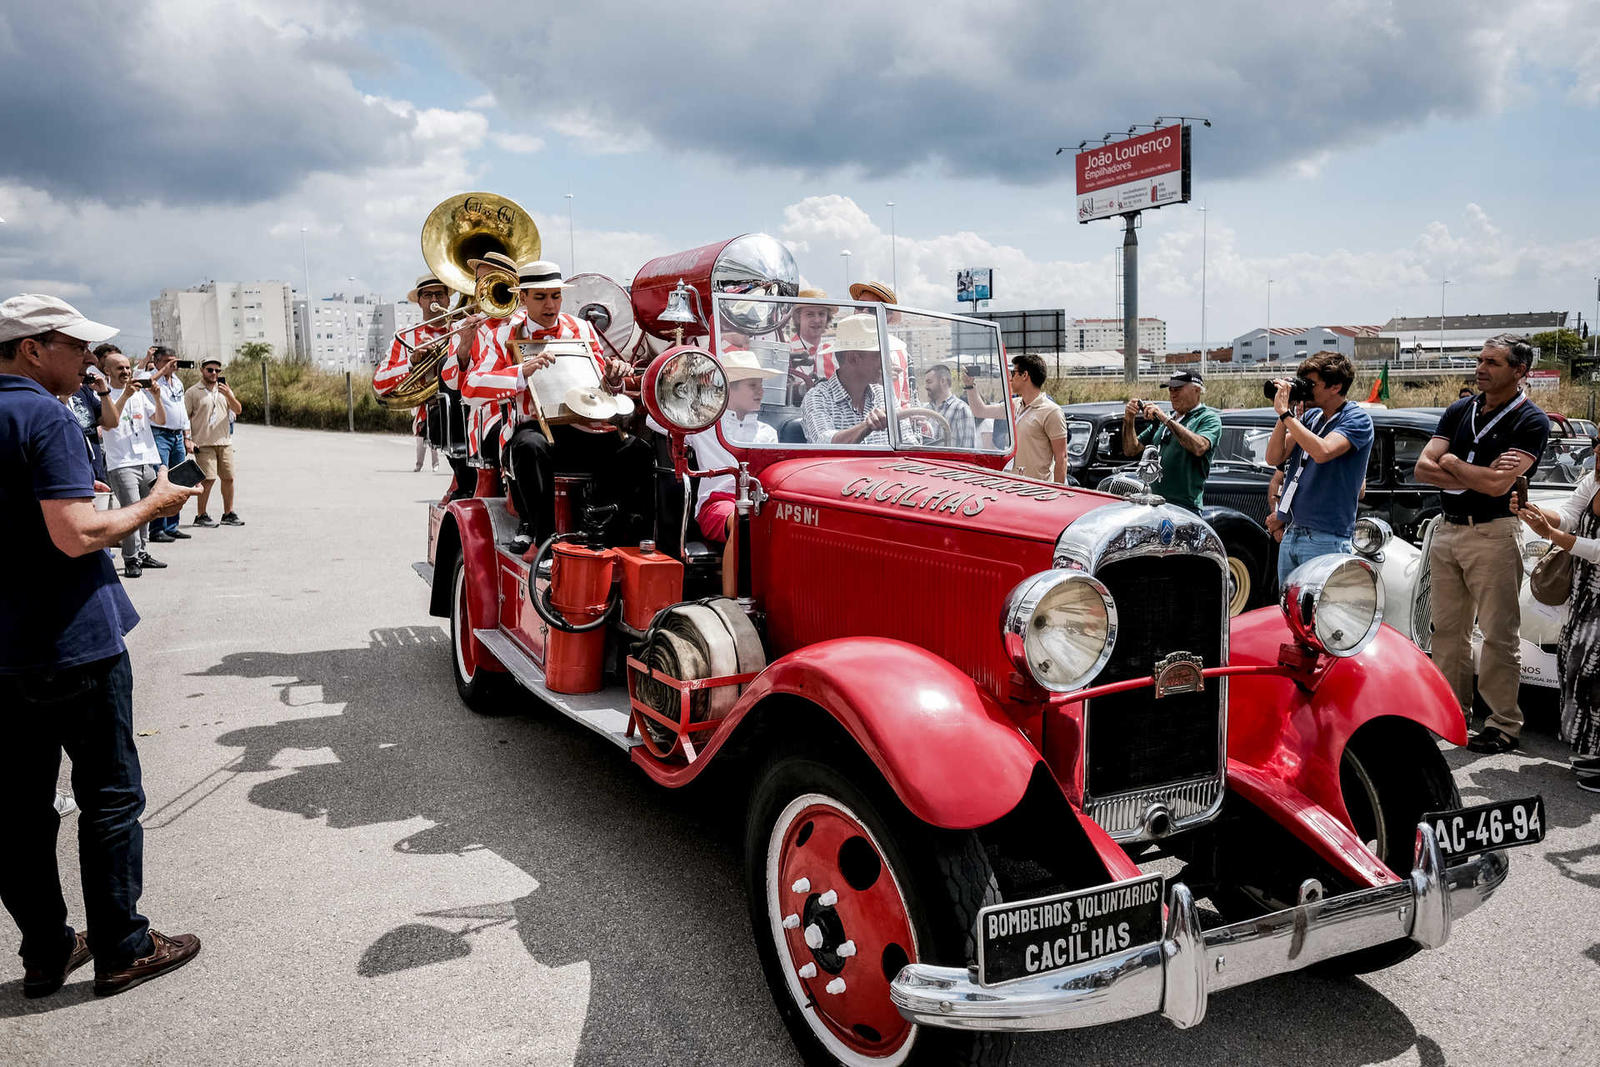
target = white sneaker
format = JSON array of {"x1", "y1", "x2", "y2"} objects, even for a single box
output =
[{"x1": 54, "y1": 792, "x2": 78, "y2": 817}]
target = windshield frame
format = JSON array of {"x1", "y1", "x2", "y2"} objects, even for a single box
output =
[{"x1": 707, "y1": 291, "x2": 1013, "y2": 458}]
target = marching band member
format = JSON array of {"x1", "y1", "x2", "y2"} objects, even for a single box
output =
[
  {"x1": 465, "y1": 260, "x2": 647, "y2": 552},
  {"x1": 374, "y1": 273, "x2": 452, "y2": 471}
]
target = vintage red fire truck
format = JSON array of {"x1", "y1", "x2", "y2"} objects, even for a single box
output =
[{"x1": 418, "y1": 235, "x2": 1541, "y2": 1066}]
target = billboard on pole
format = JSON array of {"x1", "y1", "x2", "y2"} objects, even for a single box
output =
[
  {"x1": 957, "y1": 268, "x2": 993, "y2": 303},
  {"x1": 1075, "y1": 125, "x2": 1191, "y2": 223}
]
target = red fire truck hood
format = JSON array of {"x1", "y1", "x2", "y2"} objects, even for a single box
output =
[{"x1": 760, "y1": 456, "x2": 1114, "y2": 544}]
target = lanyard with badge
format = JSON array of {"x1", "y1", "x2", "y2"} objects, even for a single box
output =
[
  {"x1": 1277, "y1": 404, "x2": 1349, "y2": 519},
  {"x1": 1442, "y1": 392, "x2": 1526, "y2": 496}
]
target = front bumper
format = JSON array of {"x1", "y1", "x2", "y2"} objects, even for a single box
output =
[{"x1": 891, "y1": 823, "x2": 1508, "y2": 1032}]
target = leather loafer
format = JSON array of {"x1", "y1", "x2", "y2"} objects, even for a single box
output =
[
  {"x1": 168, "y1": 528, "x2": 192, "y2": 539},
  {"x1": 24, "y1": 931, "x2": 91, "y2": 998},
  {"x1": 137, "y1": 553, "x2": 168, "y2": 569},
  {"x1": 1466, "y1": 726, "x2": 1518, "y2": 754},
  {"x1": 124, "y1": 560, "x2": 142, "y2": 578},
  {"x1": 94, "y1": 930, "x2": 201, "y2": 997},
  {"x1": 148, "y1": 531, "x2": 175, "y2": 543}
]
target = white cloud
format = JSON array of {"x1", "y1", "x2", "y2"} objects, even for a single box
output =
[{"x1": 490, "y1": 132, "x2": 545, "y2": 155}]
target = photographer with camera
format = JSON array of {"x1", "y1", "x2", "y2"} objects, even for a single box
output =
[
  {"x1": 101, "y1": 350, "x2": 170, "y2": 578},
  {"x1": 1264, "y1": 353, "x2": 1374, "y2": 588},
  {"x1": 1121, "y1": 369, "x2": 1221, "y2": 512}
]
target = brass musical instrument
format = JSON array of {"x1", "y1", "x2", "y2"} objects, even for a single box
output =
[{"x1": 378, "y1": 192, "x2": 540, "y2": 408}]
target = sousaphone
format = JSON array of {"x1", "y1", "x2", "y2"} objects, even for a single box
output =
[{"x1": 378, "y1": 192, "x2": 541, "y2": 408}]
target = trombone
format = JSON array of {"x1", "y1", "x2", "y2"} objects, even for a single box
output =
[{"x1": 379, "y1": 192, "x2": 541, "y2": 408}]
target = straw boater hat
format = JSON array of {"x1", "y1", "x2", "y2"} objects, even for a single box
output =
[
  {"x1": 796, "y1": 287, "x2": 828, "y2": 301},
  {"x1": 830, "y1": 313, "x2": 880, "y2": 354},
  {"x1": 405, "y1": 273, "x2": 446, "y2": 305},
  {"x1": 466, "y1": 251, "x2": 519, "y2": 274},
  {"x1": 719, "y1": 349, "x2": 780, "y2": 382},
  {"x1": 515, "y1": 260, "x2": 573, "y2": 290},
  {"x1": 849, "y1": 280, "x2": 896, "y2": 304}
]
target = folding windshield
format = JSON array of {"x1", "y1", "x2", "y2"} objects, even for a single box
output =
[{"x1": 708, "y1": 293, "x2": 1011, "y2": 454}]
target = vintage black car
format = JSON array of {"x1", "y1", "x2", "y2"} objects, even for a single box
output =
[{"x1": 1061, "y1": 401, "x2": 1276, "y2": 614}]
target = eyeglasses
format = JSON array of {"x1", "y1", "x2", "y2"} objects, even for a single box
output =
[{"x1": 41, "y1": 334, "x2": 91, "y2": 355}]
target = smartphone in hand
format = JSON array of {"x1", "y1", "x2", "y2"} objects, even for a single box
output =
[{"x1": 166, "y1": 457, "x2": 205, "y2": 488}]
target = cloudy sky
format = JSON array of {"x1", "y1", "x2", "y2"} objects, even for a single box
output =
[{"x1": 2, "y1": 0, "x2": 1598, "y2": 353}]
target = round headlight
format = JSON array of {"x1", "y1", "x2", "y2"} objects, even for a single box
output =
[
  {"x1": 1521, "y1": 537, "x2": 1551, "y2": 576},
  {"x1": 1280, "y1": 554, "x2": 1384, "y2": 658},
  {"x1": 1002, "y1": 571, "x2": 1118, "y2": 691},
  {"x1": 642, "y1": 345, "x2": 727, "y2": 433},
  {"x1": 1350, "y1": 516, "x2": 1391, "y2": 557}
]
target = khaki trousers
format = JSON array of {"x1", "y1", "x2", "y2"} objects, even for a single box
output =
[{"x1": 1428, "y1": 516, "x2": 1524, "y2": 735}]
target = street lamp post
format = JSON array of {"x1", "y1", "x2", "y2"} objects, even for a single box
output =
[
  {"x1": 300, "y1": 226, "x2": 313, "y2": 364},
  {"x1": 886, "y1": 201, "x2": 897, "y2": 295},
  {"x1": 565, "y1": 193, "x2": 576, "y2": 273},
  {"x1": 1440, "y1": 278, "x2": 1450, "y2": 363},
  {"x1": 1266, "y1": 277, "x2": 1274, "y2": 364},
  {"x1": 840, "y1": 249, "x2": 852, "y2": 291},
  {"x1": 1198, "y1": 203, "x2": 1208, "y2": 377}
]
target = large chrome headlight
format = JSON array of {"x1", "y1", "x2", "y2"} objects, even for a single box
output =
[
  {"x1": 1002, "y1": 571, "x2": 1118, "y2": 691},
  {"x1": 1521, "y1": 536, "x2": 1551, "y2": 576},
  {"x1": 1280, "y1": 554, "x2": 1384, "y2": 658},
  {"x1": 641, "y1": 345, "x2": 727, "y2": 433},
  {"x1": 1351, "y1": 516, "x2": 1392, "y2": 558}
]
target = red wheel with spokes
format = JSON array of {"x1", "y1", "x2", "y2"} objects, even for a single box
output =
[{"x1": 745, "y1": 757, "x2": 1010, "y2": 1067}]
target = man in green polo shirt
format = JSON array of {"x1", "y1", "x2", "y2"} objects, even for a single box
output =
[{"x1": 1120, "y1": 369, "x2": 1222, "y2": 512}]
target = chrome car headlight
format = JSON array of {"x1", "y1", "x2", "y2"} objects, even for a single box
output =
[
  {"x1": 1002, "y1": 571, "x2": 1118, "y2": 691},
  {"x1": 1521, "y1": 536, "x2": 1551, "y2": 576},
  {"x1": 1280, "y1": 554, "x2": 1384, "y2": 658},
  {"x1": 1351, "y1": 516, "x2": 1392, "y2": 558}
]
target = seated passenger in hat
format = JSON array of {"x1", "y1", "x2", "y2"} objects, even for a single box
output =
[
  {"x1": 686, "y1": 350, "x2": 780, "y2": 595},
  {"x1": 799, "y1": 314, "x2": 919, "y2": 446}
]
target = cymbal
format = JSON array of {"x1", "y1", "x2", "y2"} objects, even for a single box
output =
[{"x1": 563, "y1": 385, "x2": 619, "y2": 421}]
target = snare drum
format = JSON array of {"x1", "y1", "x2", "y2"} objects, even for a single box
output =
[{"x1": 510, "y1": 339, "x2": 607, "y2": 425}]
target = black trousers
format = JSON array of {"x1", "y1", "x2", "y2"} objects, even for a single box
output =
[
  {"x1": 0, "y1": 652, "x2": 154, "y2": 969},
  {"x1": 505, "y1": 423, "x2": 653, "y2": 545}
]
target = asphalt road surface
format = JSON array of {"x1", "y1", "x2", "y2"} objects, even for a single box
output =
[{"x1": 4, "y1": 425, "x2": 1596, "y2": 1066}]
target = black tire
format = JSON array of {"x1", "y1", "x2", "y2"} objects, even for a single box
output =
[
  {"x1": 448, "y1": 557, "x2": 507, "y2": 713},
  {"x1": 744, "y1": 756, "x2": 1013, "y2": 1067},
  {"x1": 1319, "y1": 721, "x2": 1460, "y2": 975}
]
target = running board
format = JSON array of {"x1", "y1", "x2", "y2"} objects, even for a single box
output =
[
  {"x1": 472, "y1": 628, "x2": 640, "y2": 750},
  {"x1": 413, "y1": 561, "x2": 434, "y2": 585}
]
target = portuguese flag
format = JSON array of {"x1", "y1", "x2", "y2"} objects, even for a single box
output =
[{"x1": 1366, "y1": 362, "x2": 1390, "y2": 403}]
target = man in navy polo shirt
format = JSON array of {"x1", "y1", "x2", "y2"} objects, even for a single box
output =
[
  {"x1": 1415, "y1": 334, "x2": 1550, "y2": 753},
  {"x1": 1264, "y1": 352, "x2": 1375, "y2": 586},
  {"x1": 0, "y1": 293, "x2": 203, "y2": 998}
]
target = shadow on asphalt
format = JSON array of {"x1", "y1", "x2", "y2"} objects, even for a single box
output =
[{"x1": 194, "y1": 626, "x2": 1451, "y2": 1067}]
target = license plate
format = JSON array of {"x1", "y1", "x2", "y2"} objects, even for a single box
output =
[
  {"x1": 975, "y1": 874, "x2": 1164, "y2": 986},
  {"x1": 1423, "y1": 795, "x2": 1545, "y2": 859}
]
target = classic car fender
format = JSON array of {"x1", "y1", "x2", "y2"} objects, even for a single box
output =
[
  {"x1": 636, "y1": 638, "x2": 1043, "y2": 831},
  {"x1": 1224, "y1": 608, "x2": 1466, "y2": 824},
  {"x1": 1202, "y1": 503, "x2": 1277, "y2": 602},
  {"x1": 427, "y1": 500, "x2": 504, "y2": 671}
]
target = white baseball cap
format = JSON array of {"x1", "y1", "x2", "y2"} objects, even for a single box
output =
[{"x1": 0, "y1": 294, "x2": 119, "y2": 345}]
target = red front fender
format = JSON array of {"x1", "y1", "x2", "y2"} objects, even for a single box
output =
[
  {"x1": 438, "y1": 500, "x2": 504, "y2": 673},
  {"x1": 1225, "y1": 609, "x2": 1466, "y2": 821},
  {"x1": 635, "y1": 638, "x2": 1042, "y2": 830}
]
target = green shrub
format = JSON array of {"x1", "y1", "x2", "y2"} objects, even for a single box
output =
[{"x1": 225, "y1": 357, "x2": 412, "y2": 433}]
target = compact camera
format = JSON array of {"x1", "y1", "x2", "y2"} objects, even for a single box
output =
[{"x1": 1262, "y1": 377, "x2": 1315, "y2": 403}]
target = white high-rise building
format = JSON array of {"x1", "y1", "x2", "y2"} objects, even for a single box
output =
[
  {"x1": 1068, "y1": 317, "x2": 1167, "y2": 355},
  {"x1": 292, "y1": 293, "x2": 420, "y2": 369},
  {"x1": 150, "y1": 282, "x2": 296, "y2": 363}
]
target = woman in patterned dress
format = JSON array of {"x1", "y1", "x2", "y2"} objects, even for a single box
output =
[{"x1": 1515, "y1": 437, "x2": 1600, "y2": 792}]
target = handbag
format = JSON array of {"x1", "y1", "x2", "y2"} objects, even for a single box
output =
[{"x1": 1529, "y1": 544, "x2": 1573, "y2": 606}]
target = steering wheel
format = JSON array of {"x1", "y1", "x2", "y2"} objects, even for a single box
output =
[
  {"x1": 894, "y1": 405, "x2": 951, "y2": 440},
  {"x1": 528, "y1": 532, "x2": 619, "y2": 634}
]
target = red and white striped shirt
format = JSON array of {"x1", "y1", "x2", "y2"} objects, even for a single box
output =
[
  {"x1": 372, "y1": 321, "x2": 449, "y2": 398},
  {"x1": 462, "y1": 310, "x2": 608, "y2": 456}
]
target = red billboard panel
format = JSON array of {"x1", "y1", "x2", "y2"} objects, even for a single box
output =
[{"x1": 1075, "y1": 125, "x2": 1191, "y2": 223}]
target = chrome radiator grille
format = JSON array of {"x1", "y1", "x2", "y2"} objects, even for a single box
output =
[{"x1": 1085, "y1": 553, "x2": 1226, "y2": 839}]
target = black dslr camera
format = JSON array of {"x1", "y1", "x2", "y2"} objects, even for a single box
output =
[{"x1": 1263, "y1": 377, "x2": 1315, "y2": 403}]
